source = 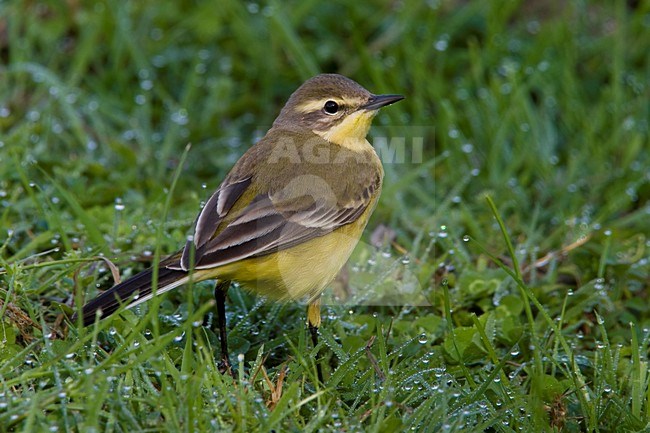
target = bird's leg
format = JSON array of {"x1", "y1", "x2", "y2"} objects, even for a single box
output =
[
  {"x1": 215, "y1": 280, "x2": 233, "y2": 376},
  {"x1": 307, "y1": 297, "x2": 324, "y2": 383}
]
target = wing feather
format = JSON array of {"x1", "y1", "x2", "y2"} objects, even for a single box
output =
[
  {"x1": 182, "y1": 187, "x2": 372, "y2": 271},
  {"x1": 179, "y1": 176, "x2": 251, "y2": 270}
]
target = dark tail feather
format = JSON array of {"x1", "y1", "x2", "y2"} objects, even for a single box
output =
[{"x1": 73, "y1": 267, "x2": 186, "y2": 326}]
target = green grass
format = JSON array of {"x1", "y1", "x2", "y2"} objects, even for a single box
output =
[{"x1": 1, "y1": 0, "x2": 649, "y2": 431}]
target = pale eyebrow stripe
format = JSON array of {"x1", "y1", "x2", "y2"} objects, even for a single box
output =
[
  {"x1": 295, "y1": 97, "x2": 367, "y2": 114},
  {"x1": 296, "y1": 99, "x2": 334, "y2": 114}
]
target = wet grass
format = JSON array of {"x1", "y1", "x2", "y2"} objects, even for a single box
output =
[{"x1": 1, "y1": 1, "x2": 649, "y2": 431}]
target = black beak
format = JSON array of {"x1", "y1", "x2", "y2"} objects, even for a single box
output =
[{"x1": 361, "y1": 94, "x2": 405, "y2": 111}]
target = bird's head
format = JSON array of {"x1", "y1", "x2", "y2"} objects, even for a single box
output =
[{"x1": 273, "y1": 74, "x2": 403, "y2": 145}]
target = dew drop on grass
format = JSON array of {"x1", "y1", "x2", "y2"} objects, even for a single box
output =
[
  {"x1": 171, "y1": 109, "x2": 189, "y2": 125},
  {"x1": 28, "y1": 110, "x2": 41, "y2": 121},
  {"x1": 434, "y1": 39, "x2": 448, "y2": 51},
  {"x1": 418, "y1": 333, "x2": 428, "y2": 344},
  {"x1": 462, "y1": 235, "x2": 470, "y2": 242}
]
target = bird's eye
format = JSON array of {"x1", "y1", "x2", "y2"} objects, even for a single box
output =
[{"x1": 323, "y1": 100, "x2": 339, "y2": 115}]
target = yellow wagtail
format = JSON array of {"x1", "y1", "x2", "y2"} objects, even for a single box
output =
[{"x1": 73, "y1": 74, "x2": 403, "y2": 376}]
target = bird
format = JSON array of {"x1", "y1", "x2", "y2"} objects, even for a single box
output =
[{"x1": 72, "y1": 74, "x2": 403, "y2": 379}]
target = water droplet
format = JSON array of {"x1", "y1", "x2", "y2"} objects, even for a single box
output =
[
  {"x1": 418, "y1": 333, "x2": 428, "y2": 344},
  {"x1": 462, "y1": 235, "x2": 470, "y2": 242},
  {"x1": 140, "y1": 79, "x2": 153, "y2": 91},
  {"x1": 171, "y1": 109, "x2": 189, "y2": 125},
  {"x1": 237, "y1": 353, "x2": 245, "y2": 362},
  {"x1": 434, "y1": 39, "x2": 448, "y2": 51}
]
